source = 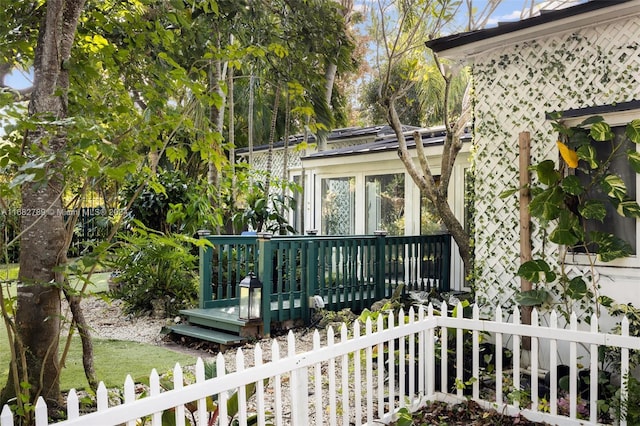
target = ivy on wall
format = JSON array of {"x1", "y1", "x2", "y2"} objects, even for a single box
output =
[{"x1": 471, "y1": 24, "x2": 640, "y2": 312}]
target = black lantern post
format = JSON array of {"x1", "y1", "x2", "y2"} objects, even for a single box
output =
[{"x1": 239, "y1": 272, "x2": 262, "y2": 320}]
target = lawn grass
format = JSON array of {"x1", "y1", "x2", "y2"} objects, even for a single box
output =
[
  {"x1": 0, "y1": 264, "x2": 198, "y2": 391},
  {"x1": 0, "y1": 331, "x2": 197, "y2": 391}
]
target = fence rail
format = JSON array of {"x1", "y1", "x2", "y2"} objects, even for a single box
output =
[
  {"x1": 199, "y1": 233, "x2": 452, "y2": 334},
  {"x1": 4, "y1": 303, "x2": 640, "y2": 426}
]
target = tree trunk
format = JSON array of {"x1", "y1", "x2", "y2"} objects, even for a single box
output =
[
  {"x1": 390, "y1": 99, "x2": 472, "y2": 284},
  {"x1": 0, "y1": 0, "x2": 86, "y2": 410},
  {"x1": 64, "y1": 289, "x2": 99, "y2": 391}
]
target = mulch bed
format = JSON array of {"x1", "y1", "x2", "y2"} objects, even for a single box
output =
[{"x1": 392, "y1": 400, "x2": 550, "y2": 425}]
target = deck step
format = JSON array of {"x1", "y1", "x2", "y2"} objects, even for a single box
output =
[
  {"x1": 167, "y1": 324, "x2": 246, "y2": 346},
  {"x1": 179, "y1": 307, "x2": 246, "y2": 333}
]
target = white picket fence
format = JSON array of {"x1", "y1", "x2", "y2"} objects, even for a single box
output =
[{"x1": 2, "y1": 302, "x2": 640, "y2": 426}]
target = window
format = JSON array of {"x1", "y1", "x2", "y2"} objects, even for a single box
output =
[
  {"x1": 365, "y1": 174, "x2": 405, "y2": 236},
  {"x1": 558, "y1": 106, "x2": 640, "y2": 265},
  {"x1": 573, "y1": 125, "x2": 637, "y2": 255},
  {"x1": 292, "y1": 175, "x2": 304, "y2": 234},
  {"x1": 321, "y1": 176, "x2": 355, "y2": 235}
]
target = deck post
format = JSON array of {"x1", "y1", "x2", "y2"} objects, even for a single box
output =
[
  {"x1": 303, "y1": 238, "x2": 319, "y2": 324},
  {"x1": 440, "y1": 234, "x2": 452, "y2": 292},
  {"x1": 374, "y1": 230, "x2": 387, "y2": 300},
  {"x1": 257, "y1": 233, "x2": 273, "y2": 337},
  {"x1": 198, "y1": 230, "x2": 212, "y2": 309}
]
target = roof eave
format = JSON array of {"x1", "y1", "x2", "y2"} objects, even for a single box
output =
[{"x1": 426, "y1": 0, "x2": 639, "y2": 60}]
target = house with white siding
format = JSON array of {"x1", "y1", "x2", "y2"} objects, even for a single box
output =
[{"x1": 427, "y1": 0, "x2": 640, "y2": 320}]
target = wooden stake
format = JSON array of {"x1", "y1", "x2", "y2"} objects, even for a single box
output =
[{"x1": 519, "y1": 132, "x2": 532, "y2": 349}]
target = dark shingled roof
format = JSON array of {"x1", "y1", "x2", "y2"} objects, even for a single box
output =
[
  {"x1": 426, "y1": 0, "x2": 631, "y2": 53},
  {"x1": 235, "y1": 124, "x2": 421, "y2": 155},
  {"x1": 303, "y1": 128, "x2": 471, "y2": 160}
]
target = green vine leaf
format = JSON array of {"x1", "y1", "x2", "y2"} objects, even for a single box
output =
[
  {"x1": 517, "y1": 259, "x2": 556, "y2": 283},
  {"x1": 628, "y1": 150, "x2": 640, "y2": 173},
  {"x1": 590, "y1": 122, "x2": 615, "y2": 141},
  {"x1": 566, "y1": 277, "x2": 588, "y2": 301},
  {"x1": 534, "y1": 160, "x2": 561, "y2": 185},
  {"x1": 529, "y1": 186, "x2": 563, "y2": 220},
  {"x1": 549, "y1": 210, "x2": 581, "y2": 245},
  {"x1": 626, "y1": 119, "x2": 640, "y2": 144},
  {"x1": 601, "y1": 174, "x2": 627, "y2": 201},
  {"x1": 615, "y1": 199, "x2": 640, "y2": 218},
  {"x1": 499, "y1": 188, "x2": 519, "y2": 198},
  {"x1": 560, "y1": 175, "x2": 585, "y2": 195},
  {"x1": 577, "y1": 144, "x2": 598, "y2": 169},
  {"x1": 579, "y1": 199, "x2": 607, "y2": 221},
  {"x1": 579, "y1": 115, "x2": 604, "y2": 127},
  {"x1": 516, "y1": 289, "x2": 549, "y2": 306},
  {"x1": 589, "y1": 231, "x2": 633, "y2": 262}
]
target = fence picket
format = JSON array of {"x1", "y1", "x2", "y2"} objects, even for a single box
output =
[
  {"x1": 327, "y1": 326, "x2": 337, "y2": 426},
  {"x1": 124, "y1": 375, "x2": 135, "y2": 426},
  {"x1": 455, "y1": 302, "x2": 464, "y2": 399},
  {"x1": 472, "y1": 304, "x2": 480, "y2": 400},
  {"x1": 235, "y1": 350, "x2": 247, "y2": 426},
  {"x1": 313, "y1": 330, "x2": 322, "y2": 424},
  {"x1": 495, "y1": 306, "x2": 503, "y2": 406},
  {"x1": 254, "y1": 345, "x2": 266, "y2": 426},
  {"x1": 440, "y1": 302, "x2": 448, "y2": 394},
  {"x1": 530, "y1": 308, "x2": 539, "y2": 413},
  {"x1": 408, "y1": 307, "x2": 416, "y2": 398},
  {"x1": 149, "y1": 368, "x2": 161, "y2": 426},
  {"x1": 289, "y1": 330, "x2": 309, "y2": 425},
  {"x1": 387, "y1": 312, "x2": 395, "y2": 413},
  {"x1": 353, "y1": 320, "x2": 362, "y2": 426},
  {"x1": 272, "y1": 339, "x2": 282, "y2": 426},
  {"x1": 96, "y1": 382, "x2": 108, "y2": 412},
  {"x1": 376, "y1": 314, "x2": 384, "y2": 419},
  {"x1": 418, "y1": 306, "x2": 425, "y2": 396},
  {"x1": 550, "y1": 310, "x2": 558, "y2": 416},
  {"x1": 0, "y1": 404, "x2": 13, "y2": 426},
  {"x1": 216, "y1": 353, "x2": 228, "y2": 426},
  {"x1": 426, "y1": 304, "x2": 435, "y2": 397},
  {"x1": 621, "y1": 316, "x2": 630, "y2": 426},
  {"x1": 513, "y1": 307, "x2": 521, "y2": 410},
  {"x1": 66, "y1": 389, "x2": 79, "y2": 420},
  {"x1": 570, "y1": 313, "x2": 578, "y2": 419},
  {"x1": 173, "y1": 364, "x2": 185, "y2": 426},
  {"x1": 341, "y1": 324, "x2": 350, "y2": 426},
  {"x1": 589, "y1": 315, "x2": 598, "y2": 423},
  {"x1": 398, "y1": 308, "x2": 406, "y2": 407},
  {"x1": 35, "y1": 397, "x2": 47, "y2": 426},
  {"x1": 365, "y1": 317, "x2": 373, "y2": 423},
  {"x1": 195, "y1": 358, "x2": 206, "y2": 426}
]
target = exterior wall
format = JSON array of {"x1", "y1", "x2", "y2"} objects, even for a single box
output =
[{"x1": 472, "y1": 19, "x2": 640, "y2": 315}]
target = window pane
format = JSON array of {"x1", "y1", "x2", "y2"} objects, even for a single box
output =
[
  {"x1": 321, "y1": 177, "x2": 355, "y2": 235},
  {"x1": 292, "y1": 175, "x2": 303, "y2": 234},
  {"x1": 365, "y1": 174, "x2": 405, "y2": 236},
  {"x1": 421, "y1": 177, "x2": 445, "y2": 234},
  {"x1": 575, "y1": 126, "x2": 636, "y2": 254}
]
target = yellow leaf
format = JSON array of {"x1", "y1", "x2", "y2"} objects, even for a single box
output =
[{"x1": 557, "y1": 141, "x2": 579, "y2": 168}]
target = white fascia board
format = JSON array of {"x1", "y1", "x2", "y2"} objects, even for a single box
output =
[{"x1": 438, "y1": 0, "x2": 640, "y2": 61}]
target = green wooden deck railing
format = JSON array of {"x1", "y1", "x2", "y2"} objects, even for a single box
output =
[{"x1": 198, "y1": 232, "x2": 452, "y2": 336}]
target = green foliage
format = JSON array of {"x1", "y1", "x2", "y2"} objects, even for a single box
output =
[
  {"x1": 121, "y1": 169, "x2": 191, "y2": 233},
  {"x1": 232, "y1": 172, "x2": 300, "y2": 234},
  {"x1": 613, "y1": 375, "x2": 640, "y2": 424},
  {"x1": 109, "y1": 226, "x2": 200, "y2": 316},
  {"x1": 515, "y1": 117, "x2": 640, "y2": 320}
]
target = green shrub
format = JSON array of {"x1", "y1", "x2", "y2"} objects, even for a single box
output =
[{"x1": 109, "y1": 226, "x2": 198, "y2": 316}]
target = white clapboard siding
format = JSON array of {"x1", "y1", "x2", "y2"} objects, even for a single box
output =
[{"x1": 2, "y1": 302, "x2": 640, "y2": 426}]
